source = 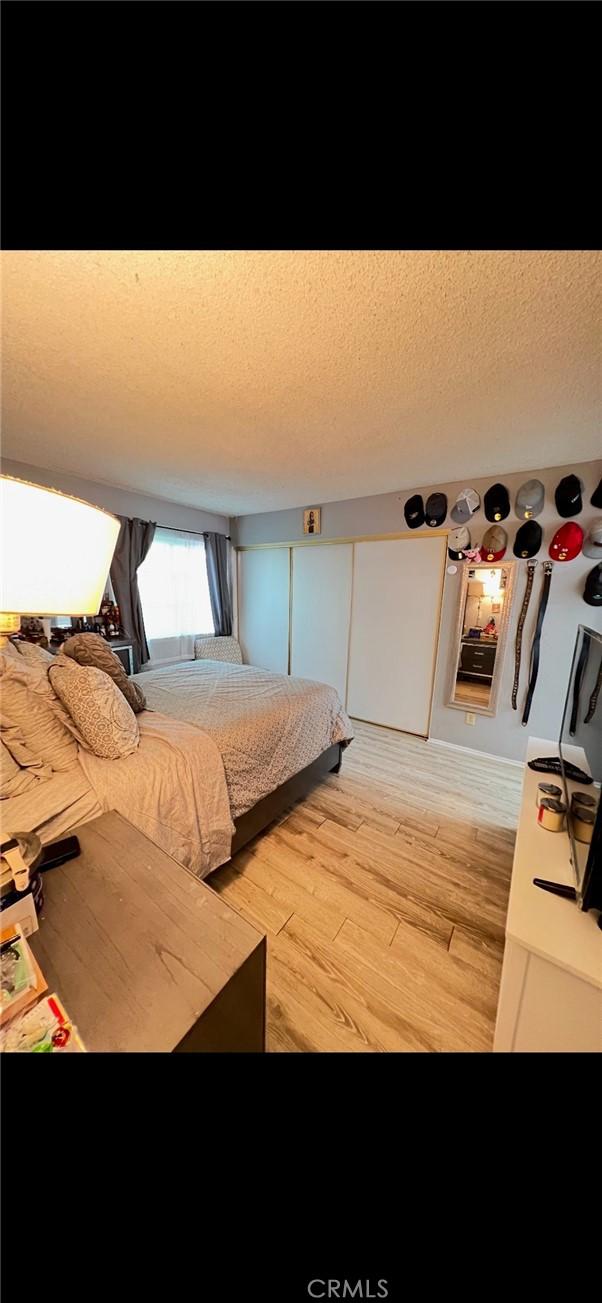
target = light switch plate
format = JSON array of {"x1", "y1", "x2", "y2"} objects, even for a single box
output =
[{"x1": 465, "y1": 712, "x2": 476, "y2": 726}]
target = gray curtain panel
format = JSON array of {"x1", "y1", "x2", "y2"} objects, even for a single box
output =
[
  {"x1": 110, "y1": 516, "x2": 156, "y2": 672},
  {"x1": 204, "y1": 532, "x2": 233, "y2": 636}
]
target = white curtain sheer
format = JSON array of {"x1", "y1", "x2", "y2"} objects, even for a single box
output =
[{"x1": 138, "y1": 527, "x2": 215, "y2": 665}]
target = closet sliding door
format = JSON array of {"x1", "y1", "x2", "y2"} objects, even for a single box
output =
[
  {"x1": 346, "y1": 536, "x2": 445, "y2": 736},
  {"x1": 238, "y1": 548, "x2": 290, "y2": 674},
  {"x1": 290, "y1": 544, "x2": 353, "y2": 701}
]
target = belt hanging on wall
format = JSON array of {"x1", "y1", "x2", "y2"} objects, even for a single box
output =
[
  {"x1": 584, "y1": 655, "x2": 602, "y2": 725},
  {"x1": 522, "y1": 561, "x2": 554, "y2": 726},
  {"x1": 511, "y1": 559, "x2": 538, "y2": 709}
]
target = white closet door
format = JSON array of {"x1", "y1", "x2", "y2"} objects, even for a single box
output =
[
  {"x1": 291, "y1": 544, "x2": 353, "y2": 702},
  {"x1": 347, "y1": 536, "x2": 445, "y2": 735},
  {"x1": 238, "y1": 548, "x2": 290, "y2": 673}
]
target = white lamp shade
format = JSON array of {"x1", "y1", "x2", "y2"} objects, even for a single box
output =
[
  {"x1": 1, "y1": 476, "x2": 120, "y2": 615},
  {"x1": 468, "y1": 580, "x2": 485, "y2": 597}
]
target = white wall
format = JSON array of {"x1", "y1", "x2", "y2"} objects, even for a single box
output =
[{"x1": 233, "y1": 459, "x2": 602, "y2": 762}]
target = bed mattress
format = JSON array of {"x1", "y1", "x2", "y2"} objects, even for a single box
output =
[{"x1": 132, "y1": 659, "x2": 354, "y2": 819}]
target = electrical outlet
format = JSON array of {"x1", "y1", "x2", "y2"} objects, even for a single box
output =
[{"x1": 465, "y1": 712, "x2": 476, "y2": 726}]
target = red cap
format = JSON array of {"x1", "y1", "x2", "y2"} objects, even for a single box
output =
[
  {"x1": 549, "y1": 521, "x2": 584, "y2": 562},
  {"x1": 478, "y1": 525, "x2": 507, "y2": 562}
]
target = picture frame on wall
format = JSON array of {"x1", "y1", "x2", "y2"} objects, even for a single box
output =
[{"x1": 303, "y1": 508, "x2": 321, "y2": 535}]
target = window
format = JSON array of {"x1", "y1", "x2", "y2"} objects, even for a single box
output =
[{"x1": 138, "y1": 527, "x2": 215, "y2": 662}]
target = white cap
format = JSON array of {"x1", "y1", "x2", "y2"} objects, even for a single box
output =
[{"x1": 582, "y1": 519, "x2": 602, "y2": 559}]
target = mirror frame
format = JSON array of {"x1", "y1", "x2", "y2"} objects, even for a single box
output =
[{"x1": 447, "y1": 561, "x2": 516, "y2": 718}]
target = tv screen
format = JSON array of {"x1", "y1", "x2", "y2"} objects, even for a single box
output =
[{"x1": 559, "y1": 625, "x2": 602, "y2": 909}]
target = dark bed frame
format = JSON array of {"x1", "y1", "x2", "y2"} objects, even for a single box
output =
[{"x1": 229, "y1": 743, "x2": 343, "y2": 856}]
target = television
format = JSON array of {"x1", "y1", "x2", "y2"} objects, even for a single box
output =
[{"x1": 559, "y1": 624, "x2": 602, "y2": 914}]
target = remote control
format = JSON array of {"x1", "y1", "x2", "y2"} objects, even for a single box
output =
[{"x1": 38, "y1": 835, "x2": 81, "y2": 872}]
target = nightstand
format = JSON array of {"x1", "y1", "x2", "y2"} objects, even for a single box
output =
[
  {"x1": 29, "y1": 812, "x2": 266, "y2": 1052},
  {"x1": 48, "y1": 637, "x2": 134, "y2": 676},
  {"x1": 105, "y1": 640, "x2": 134, "y2": 675},
  {"x1": 458, "y1": 639, "x2": 497, "y2": 681}
]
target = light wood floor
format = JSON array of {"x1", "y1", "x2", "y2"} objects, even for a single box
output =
[
  {"x1": 210, "y1": 721, "x2": 522, "y2": 1052},
  {"x1": 454, "y1": 680, "x2": 494, "y2": 707}
]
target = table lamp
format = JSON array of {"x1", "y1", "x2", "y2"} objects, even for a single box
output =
[
  {"x1": 1, "y1": 474, "x2": 120, "y2": 889},
  {"x1": 0, "y1": 474, "x2": 120, "y2": 645}
]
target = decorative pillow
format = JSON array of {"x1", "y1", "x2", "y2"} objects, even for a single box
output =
[
  {"x1": 61, "y1": 633, "x2": 146, "y2": 713},
  {"x1": 49, "y1": 660, "x2": 140, "y2": 759},
  {"x1": 194, "y1": 635, "x2": 243, "y2": 665},
  {"x1": 0, "y1": 659, "x2": 79, "y2": 772},
  {"x1": 13, "y1": 641, "x2": 55, "y2": 666}
]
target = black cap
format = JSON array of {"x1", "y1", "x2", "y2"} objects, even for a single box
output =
[
  {"x1": 404, "y1": 494, "x2": 424, "y2": 529},
  {"x1": 583, "y1": 563, "x2": 602, "y2": 607},
  {"x1": 484, "y1": 483, "x2": 510, "y2": 522},
  {"x1": 555, "y1": 474, "x2": 582, "y2": 517},
  {"x1": 513, "y1": 520, "x2": 542, "y2": 558},
  {"x1": 591, "y1": 478, "x2": 602, "y2": 510},
  {"x1": 425, "y1": 492, "x2": 447, "y2": 527}
]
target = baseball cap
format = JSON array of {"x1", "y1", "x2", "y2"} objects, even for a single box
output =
[
  {"x1": 484, "y1": 483, "x2": 510, "y2": 522},
  {"x1": 404, "y1": 494, "x2": 424, "y2": 529},
  {"x1": 479, "y1": 526, "x2": 507, "y2": 562},
  {"x1": 549, "y1": 521, "x2": 584, "y2": 562},
  {"x1": 555, "y1": 474, "x2": 583, "y2": 517},
  {"x1": 583, "y1": 563, "x2": 602, "y2": 607},
  {"x1": 582, "y1": 519, "x2": 602, "y2": 560},
  {"x1": 425, "y1": 492, "x2": 447, "y2": 527},
  {"x1": 513, "y1": 521, "x2": 542, "y2": 558},
  {"x1": 515, "y1": 479, "x2": 544, "y2": 520},
  {"x1": 450, "y1": 488, "x2": 480, "y2": 524},
  {"x1": 591, "y1": 479, "x2": 602, "y2": 509},
  {"x1": 448, "y1": 526, "x2": 470, "y2": 560}
]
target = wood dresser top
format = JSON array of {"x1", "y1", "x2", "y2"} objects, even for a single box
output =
[{"x1": 29, "y1": 811, "x2": 264, "y2": 1052}]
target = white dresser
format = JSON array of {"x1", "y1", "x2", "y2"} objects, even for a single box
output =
[{"x1": 494, "y1": 737, "x2": 602, "y2": 1053}]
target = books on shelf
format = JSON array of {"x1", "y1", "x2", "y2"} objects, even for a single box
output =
[
  {"x1": 0, "y1": 924, "x2": 86, "y2": 1051},
  {"x1": 0, "y1": 925, "x2": 48, "y2": 1026},
  {"x1": 1, "y1": 993, "x2": 86, "y2": 1053}
]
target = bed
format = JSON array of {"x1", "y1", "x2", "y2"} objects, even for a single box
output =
[
  {"x1": 129, "y1": 659, "x2": 354, "y2": 856},
  {"x1": 2, "y1": 658, "x2": 353, "y2": 879},
  {"x1": 131, "y1": 660, "x2": 351, "y2": 812}
]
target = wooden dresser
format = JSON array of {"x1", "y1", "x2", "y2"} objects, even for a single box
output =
[{"x1": 29, "y1": 812, "x2": 266, "y2": 1052}]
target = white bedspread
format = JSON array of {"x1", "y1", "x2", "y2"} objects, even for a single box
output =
[
  {"x1": 1, "y1": 712, "x2": 234, "y2": 879},
  {"x1": 78, "y1": 712, "x2": 234, "y2": 876},
  {"x1": 1, "y1": 768, "x2": 102, "y2": 847},
  {"x1": 132, "y1": 659, "x2": 354, "y2": 818},
  {"x1": 2, "y1": 660, "x2": 352, "y2": 880}
]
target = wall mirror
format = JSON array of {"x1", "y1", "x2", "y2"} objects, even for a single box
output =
[{"x1": 448, "y1": 562, "x2": 516, "y2": 717}]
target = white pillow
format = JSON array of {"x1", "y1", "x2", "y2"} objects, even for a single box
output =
[
  {"x1": 50, "y1": 661, "x2": 139, "y2": 759},
  {"x1": 0, "y1": 658, "x2": 79, "y2": 772},
  {"x1": 1, "y1": 713, "x2": 53, "y2": 772},
  {"x1": 0, "y1": 736, "x2": 52, "y2": 798},
  {"x1": 14, "y1": 641, "x2": 55, "y2": 666},
  {"x1": 1, "y1": 641, "x2": 24, "y2": 665}
]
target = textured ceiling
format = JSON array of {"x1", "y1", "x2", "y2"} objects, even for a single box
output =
[{"x1": 1, "y1": 250, "x2": 600, "y2": 516}]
